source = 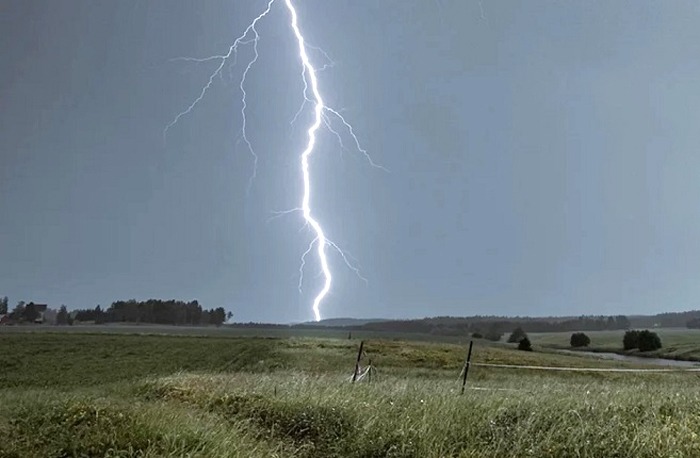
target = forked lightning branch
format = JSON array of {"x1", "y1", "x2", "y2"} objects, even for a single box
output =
[{"x1": 165, "y1": 0, "x2": 382, "y2": 321}]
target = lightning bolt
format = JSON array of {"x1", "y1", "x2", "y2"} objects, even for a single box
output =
[
  {"x1": 164, "y1": 0, "x2": 275, "y2": 192},
  {"x1": 283, "y1": 0, "x2": 333, "y2": 322},
  {"x1": 165, "y1": 0, "x2": 383, "y2": 322}
]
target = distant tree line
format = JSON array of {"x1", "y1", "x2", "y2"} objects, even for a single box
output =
[
  {"x1": 6, "y1": 301, "x2": 42, "y2": 323},
  {"x1": 72, "y1": 300, "x2": 231, "y2": 326},
  {"x1": 632, "y1": 310, "x2": 700, "y2": 328},
  {"x1": 231, "y1": 322, "x2": 290, "y2": 329},
  {"x1": 0, "y1": 295, "x2": 230, "y2": 327},
  {"x1": 343, "y1": 315, "x2": 632, "y2": 337}
]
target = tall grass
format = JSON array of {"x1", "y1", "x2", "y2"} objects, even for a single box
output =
[
  {"x1": 136, "y1": 371, "x2": 700, "y2": 457},
  {"x1": 2, "y1": 332, "x2": 700, "y2": 457}
]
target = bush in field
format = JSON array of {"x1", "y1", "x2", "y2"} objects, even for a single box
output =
[
  {"x1": 623, "y1": 330, "x2": 640, "y2": 350},
  {"x1": 638, "y1": 330, "x2": 662, "y2": 352},
  {"x1": 484, "y1": 331, "x2": 503, "y2": 342},
  {"x1": 570, "y1": 332, "x2": 591, "y2": 347},
  {"x1": 518, "y1": 337, "x2": 533, "y2": 351},
  {"x1": 507, "y1": 327, "x2": 527, "y2": 343},
  {"x1": 471, "y1": 332, "x2": 483, "y2": 339},
  {"x1": 623, "y1": 329, "x2": 662, "y2": 351}
]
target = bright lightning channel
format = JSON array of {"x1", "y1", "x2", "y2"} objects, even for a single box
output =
[
  {"x1": 166, "y1": 0, "x2": 382, "y2": 322},
  {"x1": 284, "y1": 0, "x2": 333, "y2": 322},
  {"x1": 163, "y1": 0, "x2": 275, "y2": 193}
]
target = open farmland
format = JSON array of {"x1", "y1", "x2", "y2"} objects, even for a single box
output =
[
  {"x1": 2, "y1": 330, "x2": 700, "y2": 457},
  {"x1": 529, "y1": 328, "x2": 700, "y2": 361}
]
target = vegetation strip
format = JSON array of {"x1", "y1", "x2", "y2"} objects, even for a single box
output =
[
  {"x1": 472, "y1": 362, "x2": 700, "y2": 372},
  {"x1": 5, "y1": 331, "x2": 700, "y2": 456}
]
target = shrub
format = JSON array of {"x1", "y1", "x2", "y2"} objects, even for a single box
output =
[
  {"x1": 570, "y1": 332, "x2": 591, "y2": 348},
  {"x1": 623, "y1": 329, "x2": 662, "y2": 351},
  {"x1": 518, "y1": 337, "x2": 533, "y2": 351},
  {"x1": 472, "y1": 332, "x2": 483, "y2": 339},
  {"x1": 484, "y1": 331, "x2": 503, "y2": 342},
  {"x1": 507, "y1": 327, "x2": 527, "y2": 343},
  {"x1": 623, "y1": 330, "x2": 640, "y2": 350},
  {"x1": 638, "y1": 330, "x2": 662, "y2": 352}
]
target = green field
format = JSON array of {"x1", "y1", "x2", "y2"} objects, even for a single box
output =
[
  {"x1": 2, "y1": 330, "x2": 700, "y2": 457},
  {"x1": 0, "y1": 323, "x2": 474, "y2": 344},
  {"x1": 529, "y1": 327, "x2": 700, "y2": 361}
]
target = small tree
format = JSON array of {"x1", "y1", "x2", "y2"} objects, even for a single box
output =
[
  {"x1": 10, "y1": 301, "x2": 25, "y2": 322},
  {"x1": 56, "y1": 305, "x2": 69, "y2": 326},
  {"x1": 638, "y1": 330, "x2": 662, "y2": 352},
  {"x1": 570, "y1": 332, "x2": 591, "y2": 348},
  {"x1": 518, "y1": 337, "x2": 533, "y2": 351},
  {"x1": 0, "y1": 296, "x2": 8, "y2": 315},
  {"x1": 95, "y1": 305, "x2": 105, "y2": 324},
  {"x1": 471, "y1": 331, "x2": 483, "y2": 339},
  {"x1": 210, "y1": 307, "x2": 226, "y2": 326},
  {"x1": 623, "y1": 330, "x2": 640, "y2": 350},
  {"x1": 508, "y1": 327, "x2": 527, "y2": 343}
]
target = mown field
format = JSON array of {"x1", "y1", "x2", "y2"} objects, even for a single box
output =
[
  {"x1": 0, "y1": 324, "x2": 471, "y2": 344},
  {"x1": 2, "y1": 330, "x2": 700, "y2": 457}
]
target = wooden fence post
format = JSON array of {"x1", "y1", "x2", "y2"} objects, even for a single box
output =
[
  {"x1": 461, "y1": 340, "x2": 474, "y2": 394},
  {"x1": 352, "y1": 340, "x2": 365, "y2": 383}
]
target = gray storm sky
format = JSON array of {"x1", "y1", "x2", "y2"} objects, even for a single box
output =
[{"x1": 2, "y1": 1, "x2": 700, "y2": 322}]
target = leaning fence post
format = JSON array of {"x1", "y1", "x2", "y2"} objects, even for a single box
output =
[
  {"x1": 461, "y1": 340, "x2": 474, "y2": 394},
  {"x1": 352, "y1": 340, "x2": 365, "y2": 383}
]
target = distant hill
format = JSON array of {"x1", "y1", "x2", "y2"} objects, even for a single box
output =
[
  {"x1": 297, "y1": 317, "x2": 390, "y2": 327},
  {"x1": 234, "y1": 310, "x2": 700, "y2": 335},
  {"x1": 628, "y1": 310, "x2": 700, "y2": 328},
  {"x1": 289, "y1": 310, "x2": 700, "y2": 336},
  {"x1": 330, "y1": 310, "x2": 700, "y2": 336}
]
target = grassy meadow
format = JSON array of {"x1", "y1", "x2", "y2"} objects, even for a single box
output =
[
  {"x1": 2, "y1": 330, "x2": 700, "y2": 457},
  {"x1": 529, "y1": 327, "x2": 700, "y2": 361}
]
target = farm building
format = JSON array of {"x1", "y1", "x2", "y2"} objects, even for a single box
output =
[{"x1": 23, "y1": 303, "x2": 49, "y2": 324}]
